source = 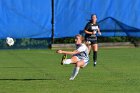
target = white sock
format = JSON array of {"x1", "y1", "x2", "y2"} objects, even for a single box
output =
[
  {"x1": 70, "y1": 67, "x2": 80, "y2": 80},
  {"x1": 63, "y1": 59, "x2": 72, "y2": 64}
]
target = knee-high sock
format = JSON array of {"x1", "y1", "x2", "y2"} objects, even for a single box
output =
[
  {"x1": 93, "y1": 51, "x2": 97, "y2": 62},
  {"x1": 63, "y1": 59, "x2": 72, "y2": 64},
  {"x1": 70, "y1": 67, "x2": 80, "y2": 79}
]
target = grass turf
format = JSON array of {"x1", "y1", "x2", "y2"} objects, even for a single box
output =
[{"x1": 0, "y1": 48, "x2": 140, "y2": 93}]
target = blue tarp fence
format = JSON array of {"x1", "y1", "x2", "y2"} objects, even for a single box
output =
[
  {"x1": 0, "y1": 0, "x2": 140, "y2": 39},
  {"x1": 0, "y1": 0, "x2": 52, "y2": 38}
]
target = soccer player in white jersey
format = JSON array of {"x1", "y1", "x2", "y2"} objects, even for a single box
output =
[{"x1": 56, "y1": 34, "x2": 89, "y2": 80}]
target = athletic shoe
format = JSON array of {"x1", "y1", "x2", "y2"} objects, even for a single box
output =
[
  {"x1": 93, "y1": 62, "x2": 97, "y2": 67},
  {"x1": 69, "y1": 77, "x2": 74, "y2": 80},
  {"x1": 61, "y1": 54, "x2": 67, "y2": 65}
]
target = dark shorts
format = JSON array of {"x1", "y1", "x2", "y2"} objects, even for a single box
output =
[{"x1": 86, "y1": 37, "x2": 97, "y2": 45}]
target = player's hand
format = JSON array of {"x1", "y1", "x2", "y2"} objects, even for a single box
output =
[
  {"x1": 98, "y1": 32, "x2": 101, "y2": 35},
  {"x1": 56, "y1": 50, "x2": 63, "y2": 54}
]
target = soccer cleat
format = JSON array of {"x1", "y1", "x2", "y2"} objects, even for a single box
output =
[
  {"x1": 61, "y1": 54, "x2": 67, "y2": 65},
  {"x1": 69, "y1": 77, "x2": 74, "y2": 80},
  {"x1": 93, "y1": 62, "x2": 97, "y2": 67}
]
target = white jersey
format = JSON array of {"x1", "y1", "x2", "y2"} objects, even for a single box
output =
[{"x1": 74, "y1": 44, "x2": 89, "y2": 63}]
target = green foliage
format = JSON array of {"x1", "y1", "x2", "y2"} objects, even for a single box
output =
[
  {"x1": 0, "y1": 38, "x2": 51, "y2": 49},
  {"x1": 0, "y1": 37, "x2": 140, "y2": 49},
  {"x1": 98, "y1": 36, "x2": 131, "y2": 42},
  {"x1": 54, "y1": 37, "x2": 75, "y2": 44},
  {"x1": 54, "y1": 36, "x2": 140, "y2": 43}
]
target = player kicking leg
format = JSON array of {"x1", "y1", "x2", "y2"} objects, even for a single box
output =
[{"x1": 60, "y1": 55, "x2": 88, "y2": 80}]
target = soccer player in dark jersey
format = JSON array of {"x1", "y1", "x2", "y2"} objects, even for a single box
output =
[{"x1": 84, "y1": 14, "x2": 101, "y2": 67}]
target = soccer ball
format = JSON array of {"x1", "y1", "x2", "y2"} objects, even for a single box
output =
[{"x1": 6, "y1": 37, "x2": 14, "y2": 46}]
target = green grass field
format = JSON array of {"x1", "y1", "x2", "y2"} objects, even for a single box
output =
[{"x1": 0, "y1": 48, "x2": 140, "y2": 93}]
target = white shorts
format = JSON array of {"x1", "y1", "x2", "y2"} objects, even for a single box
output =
[{"x1": 75, "y1": 56, "x2": 89, "y2": 67}]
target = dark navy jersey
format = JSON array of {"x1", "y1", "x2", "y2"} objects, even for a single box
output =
[{"x1": 84, "y1": 22, "x2": 99, "y2": 38}]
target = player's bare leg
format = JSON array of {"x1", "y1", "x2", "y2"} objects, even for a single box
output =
[{"x1": 69, "y1": 59, "x2": 85, "y2": 80}]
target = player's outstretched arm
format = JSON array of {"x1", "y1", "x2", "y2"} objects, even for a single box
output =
[{"x1": 56, "y1": 50, "x2": 79, "y2": 55}]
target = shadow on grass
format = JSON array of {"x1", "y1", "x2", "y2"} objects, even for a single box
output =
[{"x1": 0, "y1": 78, "x2": 56, "y2": 81}]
